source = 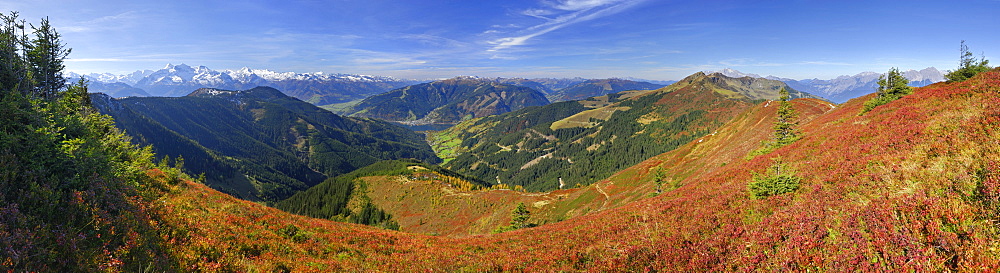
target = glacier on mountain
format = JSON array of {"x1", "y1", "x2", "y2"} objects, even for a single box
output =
[{"x1": 71, "y1": 64, "x2": 419, "y2": 103}]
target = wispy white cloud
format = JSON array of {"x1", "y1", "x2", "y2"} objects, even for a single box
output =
[
  {"x1": 487, "y1": 0, "x2": 646, "y2": 53},
  {"x1": 522, "y1": 9, "x2": 555, "y2": 18},
  {"x1": 718, "y1": 58, "x2": 785, "y2": 67},
  {"x1": 60, "y1": 11, "x2": 140, "y2": 33},
  {"x1": 547, "y1": 0, "x2": 630, "y2": 11},
  {"x1": 65, "y1": 58, "x2": 132, "y2": 62},
  {"x1": 800, "y1": 61, "x2": 853, "y2": 66},
  {"x1": 398, "y1": 34, "x2": 468, "y2": 48}
]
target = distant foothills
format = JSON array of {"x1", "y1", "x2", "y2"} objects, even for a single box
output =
[{"x1": 72, "y1": 64, "x2": 944, "y2": 105}]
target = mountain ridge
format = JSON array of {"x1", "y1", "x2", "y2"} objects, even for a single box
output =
[
  {"x1": 91, "y1": 86, "x2": 440, "y2": 201},
  {"x1": 708, "y1": 67, "x2": 945, "y2": 103},
  {"x1": 432, "y1": 72, "x2": 819, "y2": 191},
  {"x1": 345, "y1": 77, "x2": 551, "y2": 128}
]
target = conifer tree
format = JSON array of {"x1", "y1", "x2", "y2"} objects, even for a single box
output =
[
  {"x1": 862, "y1": 67, "x2": 911, "y2": 113},
  {"x1": 772, "y1": 87, "x2": 799, "y2": 146},
  {"x1": 26, "y1": 17, "x2": 69, "y2": 99},
  {"x1": 653, "y1": 167, "x2": 666, "y2": 194},
  {"x1": 746, "y1": 88, "x2": 800, "y2": 159},
  {"x1": 945, "y1": 40, "x2": 992, "y2": 82},
  {"x1": 0, "y1": 12, "x2": 29, "y2": 96},
  {"x1": 494, "y1": 202, "x2": 533, "y2": 233},
  {"x1": 58, "y1": 77, "x2": 90, "y2": 113},
  {"x1": 510, "y1": 202, "x2": 531, "y2": 229},
  {"x1": 748, "y1": 156, "x2": 801, "y2": 199}
]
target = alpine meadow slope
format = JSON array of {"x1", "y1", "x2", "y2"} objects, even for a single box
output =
[{"x1": 143, "y1": 68, "x2": 1000, "y2": 272}]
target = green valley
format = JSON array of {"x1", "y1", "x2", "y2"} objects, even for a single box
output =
[{"x1": 92, "y1": 86, "x2": 439, "y2": 202}]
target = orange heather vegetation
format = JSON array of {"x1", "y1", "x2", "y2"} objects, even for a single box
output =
[
  {"x1": 143, "y1": 69, "x2": 1000, "y2": 271},
  {"x1": 359, "y1": 96, "x2": 834, "y2": 237}
]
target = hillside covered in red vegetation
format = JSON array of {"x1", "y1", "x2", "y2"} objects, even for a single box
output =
[{"x1": 129, "y1": 69, "x2": 1000, "y2": 271}]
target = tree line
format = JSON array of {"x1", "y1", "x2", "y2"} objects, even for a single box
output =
[{"x1": 1, "y1": 12, "x2": 73, "y2": 101}]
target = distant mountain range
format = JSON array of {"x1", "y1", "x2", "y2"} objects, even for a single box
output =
[
  {"x1": 72, "y1": 65, "x2": 665, "y2": 107},
  {"x1": 708, "y1": 67, "x2": 945, "y2": 103},
  {"x1": 478, "y1": 77, "x2": 666, "y2": 102},
  {"x1": 490, "y1": 77, "x2": 585, "y2": 95},
  {"x1": 72, "y1": 64, "x2": 420, "y2": 105},
  {"x1": 76, "y1": 64, "x2": 944, "y2": 107},
  {"x1": 545, "y1": 79, "x2": 666, "y2": 102}
]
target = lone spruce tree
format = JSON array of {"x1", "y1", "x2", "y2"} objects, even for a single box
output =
[
  {"x1": 653, "y1": 167, "x2": 666, "y2": 195},
  {"x1": 493, "y1": 202, "x2": 533, "y2": 233},
  {"x1": 772, "y1": 87, "x2": 799, "y2": 146},
  {"x1": 510, "y1": 202, "x2": 531, "y2": 229},
  {"x1": 945, "y1": 40, "x2": 991, "y2": 82},
  {"x1": 25, "y1": 17, "x2": 69, "y2": 100},
  {"x1": 746, "y1": 87, "x2": 799, "y2": 158},
  {"x1": 862, "y1": 67, "x2": 911, "y2": 113}
]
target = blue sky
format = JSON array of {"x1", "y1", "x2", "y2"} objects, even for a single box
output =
[{"x1": 3, "y1": 0, "x2": 998, "y2": 80}]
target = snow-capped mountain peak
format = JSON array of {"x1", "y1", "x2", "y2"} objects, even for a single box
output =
[
  {"x1": 80, "y1": 64, "x2": 421, "y2": 102},
  {"x1": 780, "y1": 67, "x2": 944, "y2": 103}
]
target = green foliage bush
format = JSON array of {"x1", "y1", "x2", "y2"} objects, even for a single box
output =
[
  {"x1": 748, "y1": 157, "x2": 801, "y2": 199},
  {"x1": 945, "y1": 40, "x2": 992, "y2": 82},
  {"x1": 862, "y1": 67, "x2": 912, "y2": 113}
]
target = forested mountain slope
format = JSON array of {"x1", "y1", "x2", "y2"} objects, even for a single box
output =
[
  {"x1": 431, "y1": 72, "x2": 820, "y2": 191},
  {"x1": 92, "y1": 86, "x2": 439, "y2": 201},
  {"x1": 345, "y1": 77, "x2": 550, "y2": 127}
]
